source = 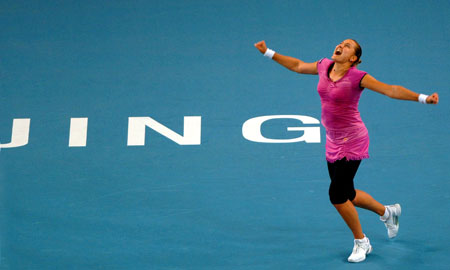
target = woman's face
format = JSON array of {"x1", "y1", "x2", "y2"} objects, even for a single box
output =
[{"x1": 332, "y1": 39, "x2": 358, "y2": 64}]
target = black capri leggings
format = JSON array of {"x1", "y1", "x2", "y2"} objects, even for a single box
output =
[{"x1": 327, "y1": 158, "x2": 361, "y2": 204}]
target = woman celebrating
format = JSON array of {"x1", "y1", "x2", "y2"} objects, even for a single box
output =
[{"x1": 254, "y1": 39, "x2": 439, "y2": 263}]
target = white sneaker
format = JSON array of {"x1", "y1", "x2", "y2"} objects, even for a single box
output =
[
  {"x1": 348, "y1": 235, "x2": 373, "y2": 263},
  {"x1": 382, "y1": 204, "x2": 401, "y2": 238}
]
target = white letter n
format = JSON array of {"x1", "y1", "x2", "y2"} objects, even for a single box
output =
[{"x1": 127, "y1": 116, "x2": 201, "y2": 146}]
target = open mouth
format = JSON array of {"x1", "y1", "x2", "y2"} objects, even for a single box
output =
[{"x1": 335, "y1": 48, "x2": 342, "y2": 55}]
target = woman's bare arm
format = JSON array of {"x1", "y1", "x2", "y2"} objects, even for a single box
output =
[
  {"x1": 361, "y1": 74, "x2": 439, "y2": 104},
  {"x1": 254, "y1": 40, "x2": 318, "y2": 75}
]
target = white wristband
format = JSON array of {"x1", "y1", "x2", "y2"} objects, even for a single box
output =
[
  {"x1": 264, "y1": 48, "x2": 275, "y2": 59},
  {"x1": 418, "y1": 94, "x2": 429, "y2": 104}
]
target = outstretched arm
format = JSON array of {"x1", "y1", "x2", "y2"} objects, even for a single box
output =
[
  {"x1": 254, "y1": 40, "x2": 318, "y2": 75},
  {"x1": 361, "y1": 74, "x2": 439, "y2": 104}
]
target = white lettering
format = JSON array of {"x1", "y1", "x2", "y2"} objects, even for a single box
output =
[
  {"x1": 242, "y1": 115, "x2": 321, "y2": 143},
  {"x1": 1, "y1": 115, "x2": 321, "y2": 148},
  {"x1": 69, "y1": 118, "x2": 88, "y2": 147},
  {"x1": 0, "y1": 118, "x2": 31, "y2": 148},
  {"x1": 127, "y1": 116, "x2": 202, "y2": 146}
]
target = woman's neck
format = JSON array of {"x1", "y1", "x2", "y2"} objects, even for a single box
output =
[{"x1": 332, "y1": 62, "x2": 352, "y2": 76}]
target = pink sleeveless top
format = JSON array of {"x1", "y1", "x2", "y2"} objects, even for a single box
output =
[{"x1": 317, "y1": 58, "x2": 370, "y2": 163}]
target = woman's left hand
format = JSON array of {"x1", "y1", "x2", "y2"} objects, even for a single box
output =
[{"x1": 427, "y1": 93, "x2": 439, "y2": 104}]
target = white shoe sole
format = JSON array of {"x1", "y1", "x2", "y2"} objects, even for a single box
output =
[
  {"x1": 388, "y1": 204, "x2": 401, "y2": 238},
  {"x1": 348, "y1": 245, "x2": 373, "y2": 263}
]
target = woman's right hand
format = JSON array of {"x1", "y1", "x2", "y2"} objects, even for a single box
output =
[{"x1": 254, "y1": 40, "x2": 268, "y2": 54}]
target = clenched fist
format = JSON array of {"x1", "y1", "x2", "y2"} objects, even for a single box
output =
[
  {"x1": 254, "y1": 40, "x2": 268, "y2": 54},
  {"x1": 427, "y1": 93, "x2": 439, "y2": 104}
]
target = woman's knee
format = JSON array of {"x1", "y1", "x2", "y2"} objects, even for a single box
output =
[{"x1": 329, "y1": 183, "x2": 351, "y2": 204}]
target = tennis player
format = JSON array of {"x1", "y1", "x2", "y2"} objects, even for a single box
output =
[{"x1": 254, "y1": 39, "x2": 439, "y2": 263}]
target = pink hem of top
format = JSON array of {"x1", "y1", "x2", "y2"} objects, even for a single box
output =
[{"x1": 326, "y1": 154, "x2": 370, "y2": 163}]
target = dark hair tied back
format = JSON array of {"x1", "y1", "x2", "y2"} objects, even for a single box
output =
[{"x1": 351, "y1": 39, "x2": 362, "y2": 66}]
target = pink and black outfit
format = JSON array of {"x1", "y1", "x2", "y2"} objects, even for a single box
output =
[
  {"x1": 316, "y1": 58, "x2": 369, "y2": 204},
  {"x1": 317, "y1": 58, "x2": 369, "y2": 163}
]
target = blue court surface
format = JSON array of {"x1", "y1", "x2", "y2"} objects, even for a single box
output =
[{"x1": 1, "y1": 0, "x2": 449, "y2": 269}]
